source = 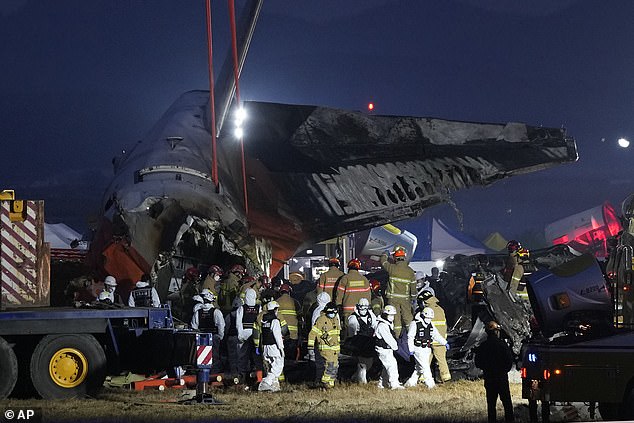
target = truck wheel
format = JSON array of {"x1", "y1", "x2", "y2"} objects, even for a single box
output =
[
  {"x1": 0, "y1": 337, "x2": 18, "y2": 399},
  {"x1": 30, "y1": 334, "x2": 106, "y2": 399},
  {"x1": 598, "y1": 402, "x2": 620, "y2": 421}
]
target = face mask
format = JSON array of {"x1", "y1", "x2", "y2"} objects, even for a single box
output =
[
  {"x1": 357, "y1": 307, "x2": 368, "y2": 316},
  {"x1": 424, "y1": 317, "x2": 432, "y2": 324},
  {"x1": 214, "y1": 275, "x2": 221, "y2": 282},
  {"x1": 106, "y1": 286, "x2": 114, "y2": 292},
  {"x1": 326, "y1": 312, "x2": 335, "y2": 318},
  {"x1": 387, "y1": 315, "x2": 395, "y2": 322}
]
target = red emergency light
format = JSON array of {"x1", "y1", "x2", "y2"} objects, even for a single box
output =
[{"x1": 368, "y1": 102, "x2": 375, "y2": 111}]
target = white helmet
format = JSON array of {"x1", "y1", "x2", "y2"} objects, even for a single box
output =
[
  {"x1": 422, "y1": 307, "x2": 435, "y2": 319},
  {"x1": 383, "y1": 305, "x2": 397, "y2": 315},
  {"x1": 200, "y1": 289, "x2": 215, "y2": 303},
  {"x1": 104, "y1": 276, "x2": 117, "y2": 286},
  {"x1": 267, "y1": 300, "x2": 280, "y2": 311}
]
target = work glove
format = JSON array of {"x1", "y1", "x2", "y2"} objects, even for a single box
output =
[
  {"x1": 308, "y1": 349, "x2": 315, "y2": 361},
  {"x1": 255, "y1": 347, "x2": 260, "y2": 356},
  {"x1": 445, "y1": 343, "x2": 451, "y2": 351}
]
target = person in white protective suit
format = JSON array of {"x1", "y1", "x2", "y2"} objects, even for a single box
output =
[
  {"x1": 374, "y1": 305, "x2": 404, "y2": 389},
  {"x1": 311, "y1": 291, "x2": 331, "y2": 327},
  {"x1": 258, "y1": 300, "x2": 285, "y2": 392},
  {"x1": 190, "y1": 289, "x2": 225, "y2": 374},
  {"x1": 404, "y1": 306, "x2": 449, "y2": 388},
  {"x1": 236, "y1": 288, "x2": 260, "y2": 380},
  {"x1": 347, "y1": 297, "x2": 376, "y2": 384}
]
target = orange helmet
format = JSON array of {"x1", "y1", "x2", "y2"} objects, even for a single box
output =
[
  {"x1": 328, "y1": 257, "x2": 340, "y2": 267},
  {"x1": 370, "y1": 279, "x2": 381, "y2": 293},
  {"x1": 393, "y1": 248, "x2": 406, "y2": 258},
  {"x1": 347, "y1": 258, "x2": 361, "y2": 270}
]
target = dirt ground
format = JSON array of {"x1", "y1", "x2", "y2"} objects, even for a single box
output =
[{"x1": 0, "y1": 380, "x2": 549, "y2": 423}]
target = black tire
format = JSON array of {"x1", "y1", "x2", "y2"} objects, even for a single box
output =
[
  {"x1": 30, "y1": 334, "x2": 106, "y2": 399},
  {"x1": 0, "y1": 336, "x2": 18, "y2": 399},
  {"x1": 598, "y1": 402, "x2": 620, "y2": 421}
]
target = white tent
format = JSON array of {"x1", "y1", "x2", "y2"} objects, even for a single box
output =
[{"x1": 44, "y1": 223, "x2": 85, "y2": 249}]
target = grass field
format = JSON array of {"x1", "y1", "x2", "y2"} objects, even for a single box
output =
[{"x1": 0, "y1": 380, "x2": 542, "y2": 423}]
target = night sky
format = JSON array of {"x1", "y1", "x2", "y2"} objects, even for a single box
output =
[{"x1": 2, "y1": 0, "x2": 633, "y2": 244}]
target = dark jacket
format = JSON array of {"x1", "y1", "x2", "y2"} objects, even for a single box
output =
[{"x1": 474, "y1": 334, "x2": 514, "y2": 379}]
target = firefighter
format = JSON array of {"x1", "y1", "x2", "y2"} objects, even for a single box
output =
[
  {"x1": 277, "y1": 283, "x2": 301, "y2": 359},
  {"x1": 308, "y1": 301, "x2": 341, "y2": 388},
  {"x1": 405, "y1": 307, "x2": 448, "y2": 388},
  {"x1": 346, "y1": 297, "x2": 376, "y2": 384},
  {"x1": 380, "y1": 247, "x2": 416, "y2": 335},
  {"x1": 420, "y1": 290, "x2": 452, "y2": 383},
  {"x1": 317, "y1": 257, "x2": 344, "y2": 300},
  {"x1": 258, "y1": 301, "x2": 285, "y2": 392},
  {"x1": 239, "y1": 275, "x2": 261, "y2": 302},
  {"x1": 191, "y1": 289, "x2": 225, "y2": 375},
  {"x1": 218, "y1": 264, "x2": 244, "y2": 314},
  {"x1": 369, "y1": 279, "x2": 384, "y2": 318},
  {"x1": 128, "y1": 275, "x2": 161, "y2": 307},
  {"x1": 180, "y1": 267, "x2": 201, "y2": 323},
  {"x1": 475, "y1": 321, "x2": 515, "y2": 423},
  {"x1": 201, "y1": 264, "x2": 223, "y2": 293},
  {"x1": 374, "y1": 304, "x2": 403, "y2": 389},
  {"x1": 236, "y1": 288, "x2": 260, "y2": 380},
  {"x1": 336, "y1": 258, "x2": 371, "y2": 325},
  {"x1": 504, "y1": 240, "x2": 524, "y2": 298}
]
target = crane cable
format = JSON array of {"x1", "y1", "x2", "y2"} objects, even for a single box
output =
[
  {"x1": 228, "y1": 0, "x2": 249, "y2": 214},
  {"x1": 205, "y1": 0, "x2": 219, "y2": 189}
]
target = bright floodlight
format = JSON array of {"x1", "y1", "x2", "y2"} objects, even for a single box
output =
[
  {"x1": 435, "y1": 259, "x2": 445, "y2": 268},
  {"x1": 235, "y1": 107, "x2": 247, "y2": 126},
  {"x1": 618, "y1": 138, "x2": 630, "y2": 148},
  {"x1": 234, "y1": 127, "x2": 244, "y2": 139}
]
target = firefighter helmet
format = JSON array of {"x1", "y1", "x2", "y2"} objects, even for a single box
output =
[
  {"x1": 369, "y1": 279, "x2": 381, "y2": 293},
  {"x1": 422, "y1": 307, "x2": 435, "y2": 319},
  {"x1": 328, "y1": 257, "x2": 340, "y2": 267},
  {"x1": 104, "y1": 276, "x2": 117, "y2": 287},
  {"x1": 486, "y1": 320, "x2": 501, "y2": 332},
  {"x1": 230, "y1": 264, "x2": 246, "y2": 275},
  {"x1": 383, "y1": 304, "x2": 397, "y2": 315},
  {"x1": 393, "y1": 247, "x2": 407, "y2": 258},
  {"x1": 266, "y1": 300, "x2": 280, "y2": 311},
  {"x1": 208, "y1": 264, "x2": 223, "y2": 276},
  {"x1": 279, "y1": 283, "x2": 292, "y2": 294},
  {"x1": 417, "y1": 289, "x2": 434, "y2": 303},
  {"x1": 506, "y1": 240, "x2": 521, "y2": 253},
  {"x1": 98, "y1": 291, "x2": 111, "y2": 302},
  {"x1": 241, "y1": 275, "x2": 256, "y2": 285},
  {"x1": 324, "y1": 301, "x2": 338, "y2": 314},
  {"x1": 347, "y1": 258, "x2": 361, "y2": 270},
  {"x1": 185, "y1": 267, "x2": 200, "y2": 281}
]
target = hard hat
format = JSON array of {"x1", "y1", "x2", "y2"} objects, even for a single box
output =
[
  {"x1": 422, "y1": 307, "x2": 435, "y2": 319},
  {"x1": 417, "y1": 290, "x2": 434, "y2": 302},
  {"x1": 279, "y1": 283, "x2": 292, "y2": 294},
  {"x1": 369, "y1": 279, "x2": 381, "y2": 292},
  {"x1": 328, "y1": 257, "x2": 340, "y2": 267},
  {"x1": 104, "y1": 276, "x2": 117, "y2": 286},
  {"x1": 324, "y1": 301, "x2": 338, "y2": 314},
  {"x1": 393, "y1": 247, "x2": 407, "y2": 258},
  {"x1": 383, "y1": 304, "x2": 397, "y2": 315},
  {"x1": 98, "y1": 291, "x2": 111, "y2": 302},
  {"x1": 201, "y1": 289, "x2": 215, "y2": 303},
  {"x1": 347, "y1": 258, "x2": 361, "y2": 270},
  {"x1": 506, "y1": 240, "x2": 521, "y2": 253},
  {"x1": 266, "y1": 300, "x2": 280, "y2": 311},
  {"x1": 486, "y1": 321, "x2": 501, "y2": 332},
  {"x1": 230, "y1": 264, "x2": 246, "y2": 275},
  {"x1": 208, "y1": 264, "x2": 223, "y2": 276},
  {"x1": 289, "y1": 272, "x2": 304, "y2": 283},
  {"x1": 185, "y1": 267, "x2": 200, "y2": 281}
]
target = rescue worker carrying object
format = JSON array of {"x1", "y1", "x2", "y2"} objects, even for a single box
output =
[
  {"x1": 374, "y1": 305, "x2": 403, "y2": 389},
  {"x1": 404, "y1": 306, "x2": 448, "y2": 389},
  {"x1": 380, "y1": 247, "x2": 416, "y2": 335},
  {"x1": 308, "y1": 301, "x2": 341, "y2": 389}
]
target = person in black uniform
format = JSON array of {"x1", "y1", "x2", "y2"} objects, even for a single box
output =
[{"x1": 475, "y1": 321, "x2": 515, "y2": 423}]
